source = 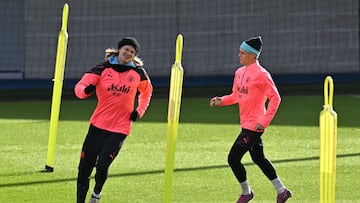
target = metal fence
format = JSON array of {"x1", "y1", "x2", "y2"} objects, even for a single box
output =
[{"x1": 0, "y1": 0, "x2": 359, "y2": 88}]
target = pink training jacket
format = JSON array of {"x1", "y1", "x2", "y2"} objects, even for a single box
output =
[
  {"x1": 74, "y1": 62, "x2": 153, "y2": 135},
  {"x1": 220, "y1": 61, "x2": 281, "y2": 131}
]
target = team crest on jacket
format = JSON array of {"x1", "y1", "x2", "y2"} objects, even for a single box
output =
[
  {"x1": 107, "y1": 71, "x2": 113, "y2": 78},
  {"x1": 127, "y1": 75, "x2": 135, "y2": 83}
]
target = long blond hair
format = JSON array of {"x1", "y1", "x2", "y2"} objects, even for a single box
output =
[{"x1": 105, "y1": 48, "x2": 144, "y2": 66}]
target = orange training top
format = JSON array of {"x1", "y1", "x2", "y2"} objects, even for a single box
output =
[
  {"x1": 74, "y1": 61, "x2": 153, "y2": 135},
  {"x1": 220, "y1": 61, "x2": 281, "y2": 132}
]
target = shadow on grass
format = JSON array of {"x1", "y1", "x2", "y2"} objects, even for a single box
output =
[{"x1": 1, "y1": 152, "x2": 359, "y2": 188}]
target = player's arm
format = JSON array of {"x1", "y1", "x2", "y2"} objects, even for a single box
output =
[
  {"x1": 210, "y1": 73, "x2": 238, "y2": 107},
  {"x1": 74, "y1": 66, "x2": 102, "y2": 99},
  {"x1": 258, "y1": 73, "x2": 281, "y2": 127},
  {"x1": 135, "y1": 68, "x2": 153, "y2": 118}
]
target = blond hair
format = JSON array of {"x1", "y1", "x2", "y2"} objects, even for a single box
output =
[{"x1": 105, "y1": 48, "x2": 144, "y2": 66}]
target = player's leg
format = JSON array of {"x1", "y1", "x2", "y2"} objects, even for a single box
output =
[
  {"x1": 77, "y1": 125, "x2": 102, "y2": 203},
  {"x1": 249, "y1": 139, "x2": 292, "y2": 202},
  {"x1": 228, "y1": 129, "x2": 261, "y2": 202},
  {"x1": 91, "y1": 132, "x2": 127, "y2": 200},
  {"x1": 249, "y1": 138, "x2": 277, "y2": 180}
]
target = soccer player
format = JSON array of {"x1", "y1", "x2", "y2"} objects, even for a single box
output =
[
  {"x1": 210, "y1": 36, "x2": 291, "y2": 203},
  {"x1": 74, "y1": 37, "x2": 153, "y2": 203}
]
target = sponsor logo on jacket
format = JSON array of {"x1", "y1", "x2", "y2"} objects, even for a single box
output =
[{"x1": 107, "y1": 83, "x2": 131, "y2": 96}]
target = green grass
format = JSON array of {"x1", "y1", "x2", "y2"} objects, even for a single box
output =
[{"x1": 0, "y1": 95, "x2": 359, "y2": 202}]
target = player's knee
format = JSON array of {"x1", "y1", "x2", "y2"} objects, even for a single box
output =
[
  {"x1": 228, "y1": 152, "x2": 239, "y2": 166},
  {"x1": 251, "y1": 155, "x2": 270, "y2": 168},
  {"x1": 251, "y1": 155, "x2": 262, "y2": 165},
  {"x1": 95, "y1": 166, "x2": 109, "y2": 180}
]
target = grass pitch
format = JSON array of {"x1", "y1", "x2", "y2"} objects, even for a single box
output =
[{"x1": 0, "y1": 95, "x2": 359, "y2": 202}]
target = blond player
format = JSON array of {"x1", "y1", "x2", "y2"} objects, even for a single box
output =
[{"x1": 74, "y1": 37, "x2": 153, "y2": 203}]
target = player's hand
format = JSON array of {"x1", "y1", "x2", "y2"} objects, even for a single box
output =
[
  {"x1": 210, "y1": 96, "x2": 222, "y2": 106},
  {"x1": 255, "y1": 123, "x2": 265, "y2": 131},
  {"x1": 130, "y1": 110, "x2": 140, "y2": 121},
  {"x1": 84, "y1": 84, "x2": 95, "y2": 94}
]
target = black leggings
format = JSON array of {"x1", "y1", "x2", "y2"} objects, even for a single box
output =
[
  {"x1": 77, "y1": 124, "x2": 127, "y2": 203},
  {"x1": 228, "y1": 129, "x2": 277, "y2": 183}
]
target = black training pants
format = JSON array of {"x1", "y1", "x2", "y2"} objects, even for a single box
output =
[
  {"x1": 77, "y1": 124, "x2": 126, "y2": 203},
  {"x1": 227, "y1": 128, "x2": 277, "y2": 183}
]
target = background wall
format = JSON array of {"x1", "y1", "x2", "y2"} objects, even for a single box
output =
[{"x1": 0, "y1": 0, "x2": 359, "y2": 88}]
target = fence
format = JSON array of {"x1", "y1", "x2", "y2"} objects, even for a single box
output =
[{"x1": 0, "y1": 0, "x2": 359, "y2": 89}]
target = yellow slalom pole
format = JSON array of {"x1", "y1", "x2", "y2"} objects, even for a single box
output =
[
  {"x1": 45, "y1": 3, "x2": 69, "y2": 172},
  {"x1": 320, "y1": 76, "x2": 337, "y2": 203},
  {"x1": 163, "y1": 34, "x2": 184, "y2": 203}
]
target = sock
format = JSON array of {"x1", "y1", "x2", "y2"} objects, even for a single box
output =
[
  {"x1": 240, "y1": 180, "x2": 251, "y2": 195},
  {"x1": 91, "y1": 191, "x2": 101, "y2": 199},
  {"x1": 271, "y1": 177, "x2": 286, "y2": 194}
]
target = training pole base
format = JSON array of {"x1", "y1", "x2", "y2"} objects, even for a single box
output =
[{"x1": 44, "y1": 165, "x2": 54, "y2": 172}]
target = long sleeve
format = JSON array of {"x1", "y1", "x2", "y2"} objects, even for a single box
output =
[
  {"x1": 215, "y1": 62, "x2": 281, "y2": 131},
  {"x1": 75, "y1": 62, "x2": 151, "y2": 135},
  {"x1": 220, "y1": 74, "x2": 239, "y2": 106},
  {"x1": 136, "y1": 79, "x2": 153, "y2": 118},
  {"x1": 258, "y1": 73, "x2": 281, "y2": 127},
  {"x1": 74, "y1": 72, "x2": 99, "y2": 99}
]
